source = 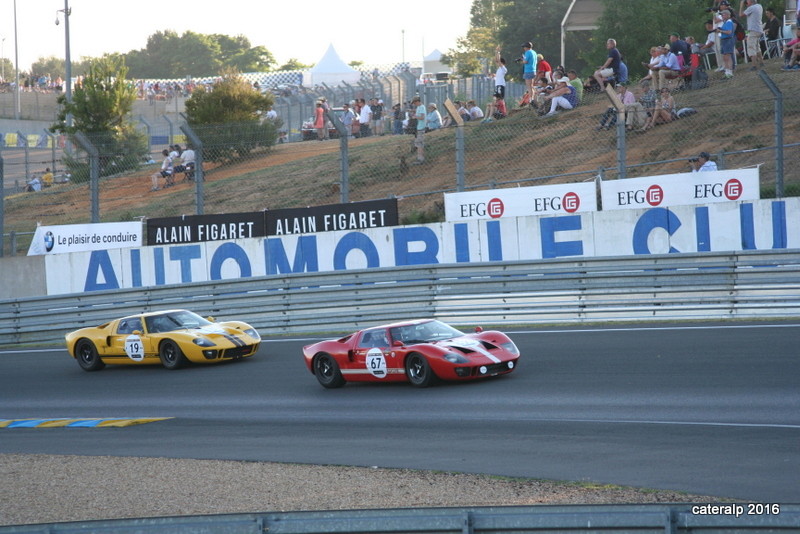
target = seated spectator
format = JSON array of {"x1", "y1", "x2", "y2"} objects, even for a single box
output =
[
  {"x1": 536, "y1": 54, "x2": 553, "y2": 84},
  {"x1": 150, "y1": 149, "x2": 173, "y2": 191},
  {"x1": 567, "y1": 70, "x2": 583, "y2": 103},
  {"x1": 624, "y1": 85, "x2": 649, "y2": 131},
  {"x1": 543, "y1": 76, "x2": 578, "y2": 116},
  {"x1": 530, "y1": 77, "x2": 552, "y2": 111},
  {"x1": 668, "y1": 32, "x2": 691, "y2": 61},
  {"x1": 24, "y1": 175, "x2": 42, "y2": 192},
  {"x1": 467, "y1": 100, "x2": 484, "y2": 121},
  {"x1": 181, "y1": 145, "x2": 197, "y2": 180},
  {"x1": 426, "y1": 103, "x2": 443, "y2": 130},
  {"x1": 640, "y1": 88, "x2": 674, "y2": 131},
  {"x1": 640, "y1": 47, "x2": 662, "y2": 84},
  {"x1": 697, "y1": 20, "x2": 718, "y2": 57},
  {"x1": 455, "y1": 100, "x2": 471, "y2": 122},
  {"x1": 780, "y1": 28, "x2": 800, "y2": 70},
  {"x1": 593, "y1": 38, "x2": 622, "y2": 88},
  {"x1": 763, "y1": 8, "x2": 781, "y2": 57},
  {"x1": 595, "y1": 84, "x2": 636, "y2": 131},
  {"x1": 41, "y1": 168, "x2": 54, "y2": 188},
  {"x1": 652, "y1": 46, "x2": 682, "y2": 90},
  {"x1": 484, "y1": 94, "x2": 507, "y2": 122},
  {"x1": 638, "y1": 80, "x2": 657, "y2": 118}
]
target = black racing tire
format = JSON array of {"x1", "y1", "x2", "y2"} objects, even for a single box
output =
[
  {"x1": 405, "y1": 352, "x2": 436, "y2": 387},
  {"x1": 159, "y1": 339, "x2": 187, "y2": 370},
  {"x1": 314, "y1": 353, "x2": 345, "y2": 388},
  {"x1": 75, "y1": 339, "x2": 105, "y2": 372}
]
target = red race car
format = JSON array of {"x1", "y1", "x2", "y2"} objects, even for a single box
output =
[{"x1": 302, "y1": 319, "x2": 520, "y2": 388}]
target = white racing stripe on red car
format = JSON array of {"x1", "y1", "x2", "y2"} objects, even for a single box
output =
[
  {"x1": 445, "y1": 339, "x2": 502, "y2": 364},
  {"x1": 342, "y1": 368, "x2": 405, "y2": 375}
]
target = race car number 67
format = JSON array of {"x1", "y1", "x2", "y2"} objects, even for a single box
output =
[
  {"x1": 366, "y1": 348, "x2": 387, "y2": 378},
  {"x1": 125, "y1": 334, "x2": 145, "y2": 361}
]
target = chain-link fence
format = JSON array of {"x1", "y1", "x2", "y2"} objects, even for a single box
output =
[{"x1": 2, "y1": 62, "x2": 798, "y2": 256}]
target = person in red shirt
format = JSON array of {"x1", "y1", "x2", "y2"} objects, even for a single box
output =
[{"x1": 536, "y1": 54, "x2": 553, "y2": 84}]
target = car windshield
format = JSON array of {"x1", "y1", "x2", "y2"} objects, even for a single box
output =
[
  {"x1": 145, "y1": 311, "x2": 212, "y2": 334},
  {"x1": 390, "y1": 320, "x2": 464, "y2": 345}
]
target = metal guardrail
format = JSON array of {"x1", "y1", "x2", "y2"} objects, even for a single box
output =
[
  {"x1": 1, "y1": 504, "x2": 798, "y2": 533},
  {"x1": 2, "y1": 249, "x2": 800, "y2": 347}
]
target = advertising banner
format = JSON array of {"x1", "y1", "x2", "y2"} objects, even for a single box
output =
[
  {"x1": 265, "y1": 198, "x2": 399, "y2": 235},
  {"x1": 444, "y1": 183, "x2": 598, "y2": 221},
  {"x1": 600, "y1": 168, "x2": 760, "y2": 211},
  {"x1": 27, "y1": 222, "x2": 142, "y2": 256},
  {"x1": 147, "y1": 212, "x2": 267, "y2": 245}
]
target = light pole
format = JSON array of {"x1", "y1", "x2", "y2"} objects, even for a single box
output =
[
  {"x1": 1, "y1": 37, "x2": 5, "y2": 81},
  {"x1": 55, "y1": 1, "x2": 72, "y2": 127},
  {"x1": 13, "y1": 0, "x2": 20, "y2": 119}
]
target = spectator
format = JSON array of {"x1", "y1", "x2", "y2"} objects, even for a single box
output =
[
  {"x1": 520, "y1": 42, "x2": 538, "y2": 97},
  {"x1": 41, "y1": 168, "x2": 54, "y2": 188},
  {"x1": 652, "y1": 46, "x2": 682, "y2": 91},
  {"x1": 764, "y1": 7, "x2": 782, "y2": 57},
  {"x1": 391, "y1": 103, "x2": 404, "y2": 135},
  {"x1": 624, "y1": 85, "x2": 649, "y2": 131},
  {"x1": 780, "y1": 28, "x2": 800, "y2": 70},
  {"x1": 536, "y1": 54, "x2": 553, "y2": 84},
  {"x1": 595, "y1": 84, "x2": 633, "y2": 131},
  {"x1": 341, "y1": 102, "x2": 355, "y2": 137},
  {"x1": 697, "y1": 20, "x2": 718, "y2": 58},
  {"x1": 641, "y1": 46, "x2": 662, "y2": 84},
  {"x1": 412, "y1": 97, "x2": 426, "y2": 164},
  {"x1": 484, "y1": 94, "x2": 507, "y2": 122},
  {"x1": 691, "y1": 151, "x2": 719, "y2": 172},
  {"x1": 716, "y1": 9, "x2": 736, "y2": 78},
  {"x1": 313, "y1": 101, "x2": 326, "y2": 141},
  {"x1": 351, "y1": 100, "x2": 362, "y2": 137},
  {"x1": 181, "y1": 145, "x2": 196, "y2": 180},
  {"x1": 426, "y1": 103, "x2": 443, "y2": 131},
  {"x1": 150, "y1": 149, "x2": 173, "y2": 192},
  {"x1": 638, "y1": 79, "x2": 657, "y2": 120},
  {"x1": 358, "y1": 98, "x2": 372, "y2": 138},
  {"x1": 740, "y1": 0, "x2": 764, "y2": 70},
  {"x1": 493, "y1": 46, "x2": 507, "y2": 100},
  {"x1": 593, "y1": 38, "x2": 622, "y2": 88},
  {"x1": 265, "y1": 105, "x2": 278, "y2": 121},
  {"x1": 531, "y1": 77, "x2": 552, "y2": 112},
  {"x1": 669, "y1": 32, "x2": 691, "y2": 60},
  {"x1": 640, "y1": 88, "x2": 674, "y2": 131},
  {"x1": 567, "y1": 70, "x2": 583, "y2": 103},
  {"x1": 24, "y1": 175, "x2": 42, "y2": 192},
  {"x1": 373, "y1": 98, "x2": 385, "y2": 136},
  {"x1": 467, "y1": 100, "x2": 484, "y2": 121},
  {"x1": 455, "y1": 100, "x2": 471, "y2": 122},
  {"x1": 543, "y1": 76, "x2": 578, "y2": 117}
]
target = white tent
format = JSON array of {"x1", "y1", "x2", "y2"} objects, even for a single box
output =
[
  {"x1": 308, "y1": 44, "x2": 361, "y2": 87},
  {"x1": 423, "y1": 49, "x2": 450, "y2": 74}
]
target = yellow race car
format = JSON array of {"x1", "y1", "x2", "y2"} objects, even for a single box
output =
[{"x1": 65, "y1": 309, "x2": 261, "y2": 371}]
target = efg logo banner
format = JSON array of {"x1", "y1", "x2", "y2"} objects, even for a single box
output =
[{"x1": 444, "y1": 183, "x2": 597, "y2": 221}]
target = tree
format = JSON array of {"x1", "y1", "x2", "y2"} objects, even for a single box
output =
[
  {"x1": 50, "y1": 56, "x2": 147, "y2": 182},
  {"x1": 443, "y1": 0, "x2": 511, "y2": 76},
  {"x1": 279, "y1": 58, "x2": 312, "y2": 71},
  {"x1": 184, "y1": 69, "x2": 280, "y2": 163}
]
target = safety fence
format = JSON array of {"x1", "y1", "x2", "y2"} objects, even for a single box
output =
[
  {"x1": 2, "y1": 249, "x2": 800, "y2": 347},
  {"x1": 1, "y1": 63, "x2": 798, "y2": 257},
  {"x1": 1, "y1": 504, "x2": 798, "y2": 533}
]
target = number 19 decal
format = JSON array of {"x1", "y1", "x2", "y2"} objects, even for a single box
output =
[{"x1": 125, "y1": 334, "x2": 145, "y2": 361}]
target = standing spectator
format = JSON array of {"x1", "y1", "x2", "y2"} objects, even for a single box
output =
[
  {"x1": 313, "y1": 101, "x2": 326, "y2": 141},
  {"x1": 520, "y1": 42, "x2": 537, "y2": 97},
  {"x1": 739, "y1": 0, "x2": 764, "y2": 70},
  {"x1": 467, "y1": 100, "x2": 484, "y2": 121},
  {"x1": 412, "y1": 97, "x2": 426, "y2": 165},
  {"x1": 372, "y1": 98, "x2": 385, "y2": 136},
  {"x1": 392, "y1": 103, "x2": 404, "y2": 134},
  {"x1": 593, "y1": 39, "x2": 622, "y2": 88},
  {"x1": 716, "y1": 9, "x2": 736, "y2": 78},
  {"x1": 763, "y1": 8, "x2": 780, "y2": 57},
  {"x1": 543, "y1": 76, "x2": 578, "y2": 116},
  {"x1": 536, "y1": 54, "x2": 553, "y2": 84},
  {"x1": 340, "y1": 102, "x2": 355, "y2": 137},
  {"x1": 150, "y1": 149, "x2": 173, "y2": 191},
  {"x1": 566, "y1": 70, "x2": 583, "y2": 103},
  {"x1": 691, "y1": 151, "x2": 719, "y2": 172},
  {"x1": 358, "y1": 98, "x2": 372, "y2": 138},
  {"x1": 426, "y1": 103, "x2": 442, "y2": 131},
  {"x1": 351, "y1": 100, "x2": 362, "y2": 137},
  {"x1": 493, "y1": 46, "x2": 507, "y2": 100}
]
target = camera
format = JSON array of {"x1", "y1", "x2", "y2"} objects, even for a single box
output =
[
  {"x1": 705, "y1": 7, "x2": 714, "y2": 12},
  {"x1": 689, "y1": 158, "x2": 699, "y2": 162},
  {"x1": 515, "y1": 57, "x2": 523, "y2": 63}
]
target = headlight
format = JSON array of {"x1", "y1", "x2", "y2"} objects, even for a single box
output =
[
  {"x1": 500, "y1": 341, "x2": 519, "y2": 355},
  {"x1": 443, "y1": 352, "x2": 469, "y2": 363},
  {"x1": 193, "y1": 338, "x2": 216, "y2": 347},
  {"x1": 243, "y1": 328, "x2": 260, "y2": 340}
]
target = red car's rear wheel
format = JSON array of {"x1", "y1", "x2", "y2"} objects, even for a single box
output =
[{"x1": 314, "y1": 353, "x2": 345, "y2": 388}]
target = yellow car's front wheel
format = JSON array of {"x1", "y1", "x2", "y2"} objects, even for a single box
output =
[
  {"x1": 76, "y1": 339, "x2": 105, "y2": 372},
  {"x1": 159, "y1": 340, "x2": 187, "y2": 370}
]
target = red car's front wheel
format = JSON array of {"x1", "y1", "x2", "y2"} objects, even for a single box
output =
[{"x1": 405, "y1": 353, "x2": 436, "y2": 387}]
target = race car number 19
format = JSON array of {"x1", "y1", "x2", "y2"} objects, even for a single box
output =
[
  {"x1": 125, "y1": 334, "x2": 145, "y2": 361},
  {"x1": 366, "y1": 348, "x2": 387, "y2": 378}
]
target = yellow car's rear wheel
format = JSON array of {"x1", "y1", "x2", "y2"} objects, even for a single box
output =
[
  {"x1": 159, "y1": 340, "x2": 187, "y2": 370},
  {"x1": 75, "y1": 339, "x2": 105, "y2": 372}
]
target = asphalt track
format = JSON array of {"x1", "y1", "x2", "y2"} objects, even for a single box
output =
[{"x1": 1, "y1": 322, "x2": 799, "y2": 502}]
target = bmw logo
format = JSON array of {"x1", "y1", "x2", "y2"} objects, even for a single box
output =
[{"x1": 44, "y1": 231, "x2": 55, "y2": 252}]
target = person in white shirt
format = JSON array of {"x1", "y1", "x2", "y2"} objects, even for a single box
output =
[
  {"x1": 493, "y1": 46, "x2": 507, "y2": 100},
  {"x1": 740, "y1": 0, "x2": 764, "y2": 70},
  {"x1": 691, "y1": 151, "x2": 719, "y2": 172},
  {"x1": 467, "y1": 100, "x2": 484, "y2": 121}
]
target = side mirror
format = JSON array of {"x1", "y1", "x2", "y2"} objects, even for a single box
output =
[
  {"x1": 207, "y1": 316, "x2": 216, "y2": 322},
  {"x1": 474, "y1": 326, "x2": 483, "y2": 333},
  {"x1": 132, "y1": 330, "x2": 143, "y2": 336},
  {"x1": 393, "y1": 340, "x2": 404, "y2": 347}
]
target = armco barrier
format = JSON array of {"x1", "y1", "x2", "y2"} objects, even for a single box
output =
[
  {"x1": 1, "y1": 504, "x2": 798, "y2": 533},
  {"x1": 2, "y1": 249, "x2": 800, "y2": 347}
]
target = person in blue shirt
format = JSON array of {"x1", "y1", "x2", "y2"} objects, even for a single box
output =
[
  {"x1": 520, "y1": 42, "x2": 537, "y2": 98},
  {"x1": 593, "y1": 39, "x2": 622, "y2": 88}
]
